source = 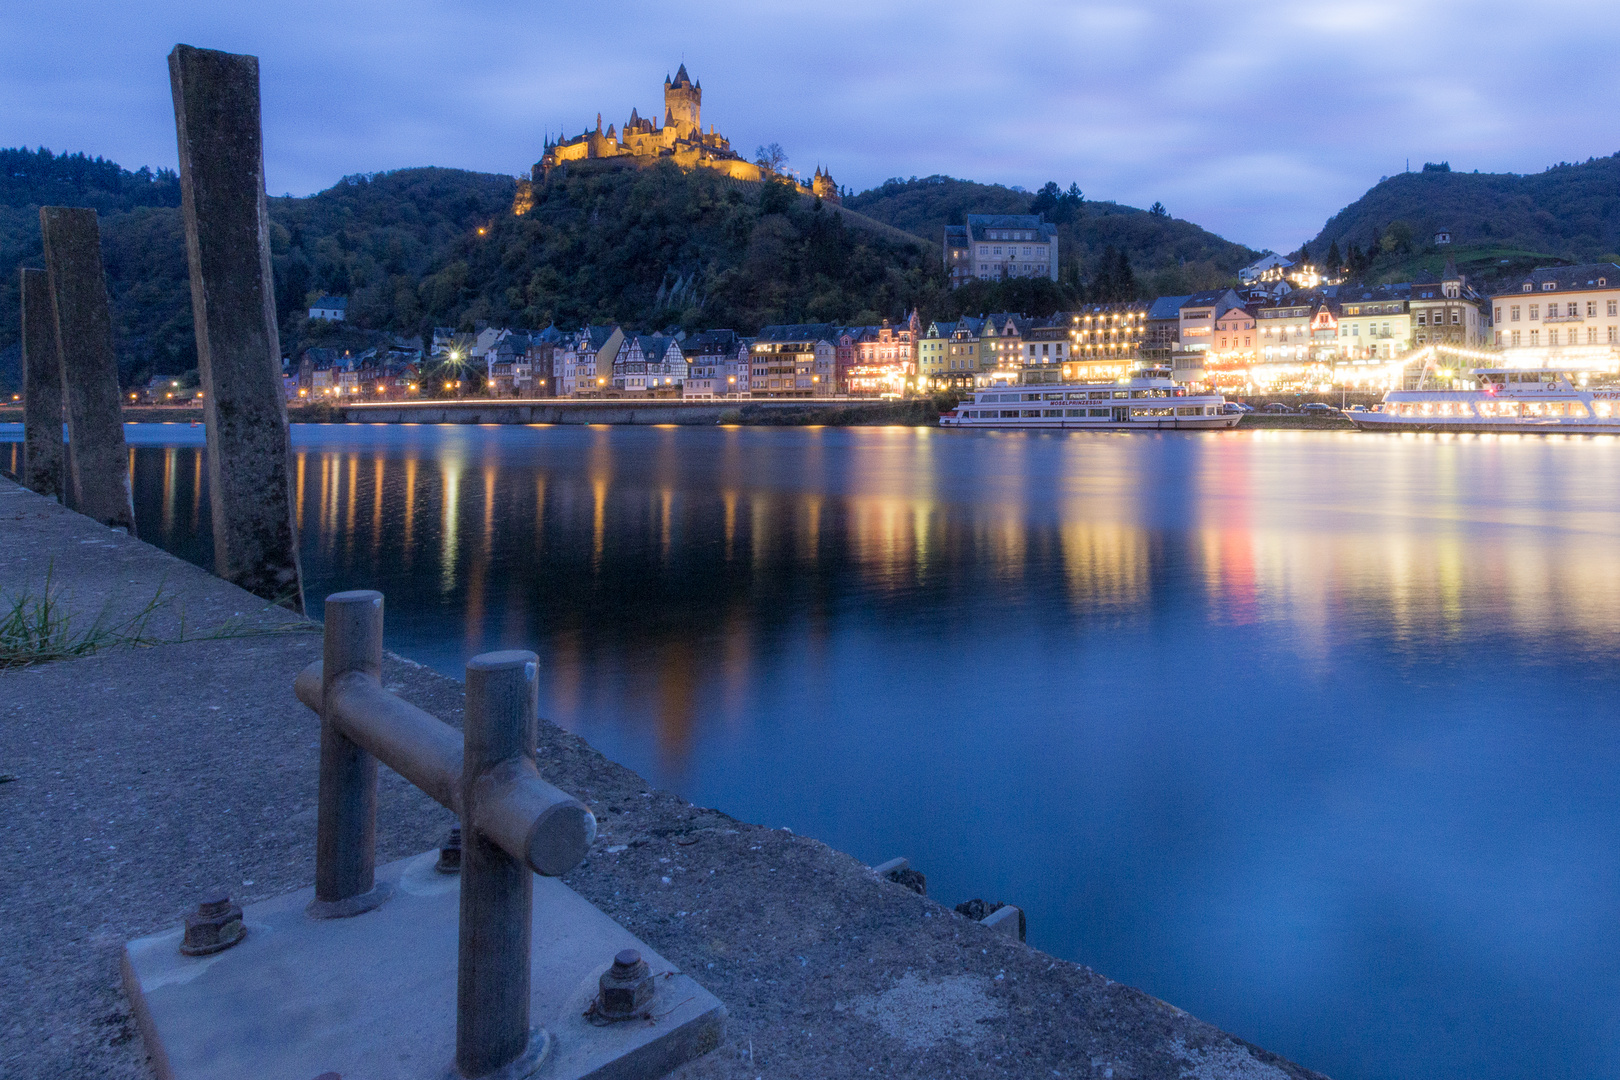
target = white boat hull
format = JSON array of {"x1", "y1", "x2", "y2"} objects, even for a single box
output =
[
  {"x1": 1349, "y1": 412, "x2": 1620, "y2": 435},
  {"x1": 941, "y1": 414, "x2": 1241, "y2": 431}
]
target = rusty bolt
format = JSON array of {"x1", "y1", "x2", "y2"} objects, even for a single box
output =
[
  {"x1": 597, "y1": 948, "x2": 655, "y2": 1018},
  {"x1": 436, "y1": 826, "x2": 462, "y2": 874},
  {"x1": 179, "y1": 891, "x2": 245, "y2": 956}
]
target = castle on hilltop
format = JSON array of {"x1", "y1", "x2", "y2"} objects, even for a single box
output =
[{"x1": 531, "y1": 66, "x2": 838, "y2": 202}]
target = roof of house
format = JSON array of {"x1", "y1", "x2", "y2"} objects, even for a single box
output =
[
  {"x1": 1489, "y1": 262, "x2": 1620, "y2": 298},
  {"x1": 1180, "y1": 289, "x2": 1239, "y2": 311},
  {"x1": 754, "y1": 323, "x2": 840, "y2": 344},
  {"x1": 684, "y1": 329, "x2": 739, "y2": 354},
  {"x1": 965, "y1": 214, "x2": 1054, "y2": 231},
  {"x1": 1339, "y1": 283, "x2": 1412, "y2": 303},
  {"x1": 311, "y1": 295, "x2": 348, "y2": 310},
  {"x1": 1147, "y1": 295, "x2": 1192, "y2": 320}
]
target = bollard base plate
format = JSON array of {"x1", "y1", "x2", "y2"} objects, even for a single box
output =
[{"x1": 122, "y1": 850, "x2": 725, "y2": 1080}]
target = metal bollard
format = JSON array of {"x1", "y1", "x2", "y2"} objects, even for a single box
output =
[
  {"x1": 309, "y1": 591, "x2": 390, "y2": 918},
  {"x1": 457, "y1": 651, "x2": 544, "y2": 1077},
  {"x1": 293, "y1": 593, "x2": 595, "y2": 1078}
]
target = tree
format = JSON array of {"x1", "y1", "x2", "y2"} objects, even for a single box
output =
[
  {"x1": 1149, "y1": 201, "x2": 1167, "y2": 217},
  {"x1": 1325, "y1": 240, "x2": 1342, "y2": 270},
  {"x1": 1381, "y1": 220, "x2": 1413, "y2": 255},
  {"x1": 1090, "y1": 245, "x2": 1137, "y2": 303},
  {"x1": 1029, "y1": 181, "x2": 1084, "y2": 223},
  {"x1": 1029, "y1": 181, "x2": 1064, "y2": 216},
  {"x1": 754, "y1": 143, "x2": 787, "y2": 172}
]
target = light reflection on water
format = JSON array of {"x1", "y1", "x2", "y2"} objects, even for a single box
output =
[{"x1": 5, "y1": 420, "x2": 1620, "y2": 1080}]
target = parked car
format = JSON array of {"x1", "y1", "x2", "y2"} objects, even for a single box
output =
[
  {"x1": 1345, "y1": 404, "x2": 1369, "y2": 413},
  {"x1": 1221, "y1": 402, "x2": 1250, "y2": 415},
  {"x1": 1300, "y1": 402, "x2": 1340, "y2": 415},
  {"x1": 1262, "y1": 402, "x2": 1294, "y2": 414}
]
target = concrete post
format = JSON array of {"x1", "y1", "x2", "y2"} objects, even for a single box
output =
[
  {"x1": 38, "y1": 207, "x2": 135, "y2": 532},
  {"x1": 169, "y1": 43, "x2": 303, "y2": 612},
  {"x1": 458, "y1": 651, "x2": 541, "y2": 1078},
  {"x1": 309, "y1": 590, "x2": 390, "y2": 919},
  {"x1": 19, "y1": 268, "x2": 65, "y2": 501}
]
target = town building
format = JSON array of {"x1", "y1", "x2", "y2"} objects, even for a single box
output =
[
  {"x1": 1143, "y1": 295, "x2": 1189, "y2": 367},
  {"x1": 485, "y1": 332, "x2": 532, "y2": 396},
  {"x1": 1061, "y1": 303, "x2": 1149, "y2": 381},
  {"x1": 682, "y1": 330, "x2": 748, "y2": 397},
  {"x1": 843, "y1": 313, "x2": 919, "y2": 396},
  {"x1": 751, "y1": 324, "x2": 838, "y2": 395},
  {"x1": 1020, "y1": 316, "x2": 1071, "y2": 381},
  {"x1": 562, "y1": 325, "x2": 624, "y2": 396},
  {"x1": 939, "y1": 316, "x2": 985, "y2": 387},
  {"x1": 1238, "y1": 255, "x2": 1292, "y2": 285},
  {"x1": 1336, "y1": 284, "x2": 1411, "y2": 361},
  {"x1": 1174, "y1": 289, "x2": 1245, "y2": 383},
  {"x1": 308, "y1": 295, "x2": 347, "y2": 321},
  {"x1": 977, "y1": 314, "x2": 1029, "y2": 384},
  {"x1": 1490, "y1": 263, "x2": 1620, "y2": 368},
  {"x1": 917, "y1": 321, "x2": 952, "y2": 388},
  {"x1": 1256, "y1": 296, "x2": 1318, "y2": 361},
  {"x1": 613, "y1": 334, "x2": 686, "y2": 394},
  {"x1": 943, "y1": 215, "x2": 1059, "y2": 286},
  {"x1": 1409, "y1": 262, "x2": 1487, "y2": 350}
]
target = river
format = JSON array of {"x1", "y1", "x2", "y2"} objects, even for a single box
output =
[{"x1": 6, "y1": 421, "x2": 1619, "y2": 1080}]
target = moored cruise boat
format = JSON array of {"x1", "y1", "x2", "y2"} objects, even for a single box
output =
[
  {"x1": 939, "y1": 368, "x2": 1240, "y2": 430},
  {"x1": 1350, "y1": 368, "x2": 1620, "y2": 434}
]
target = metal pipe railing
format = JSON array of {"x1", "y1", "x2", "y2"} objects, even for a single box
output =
[{"x1": 293, "y1": 590, "x2": 597, "y2": 1078}]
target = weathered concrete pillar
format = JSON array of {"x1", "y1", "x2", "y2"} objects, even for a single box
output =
[
  {"x1": 38, "y1": 207, "x2": 136, "y2": 532},
  {"x1": 169, "y1": 43, "x2": 303, "y2": 612},
  {"x1": 20, "y1": 268, "x2": 65, "y2": 501}
]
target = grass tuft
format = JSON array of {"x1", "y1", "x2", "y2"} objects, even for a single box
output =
[{"x1": 0, "y1": 564, "x2": 314, "y2": 670}]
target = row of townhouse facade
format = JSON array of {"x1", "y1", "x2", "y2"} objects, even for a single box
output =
[{"x1": 283, "y1": 262, "x2": 1620, "y2": 404}]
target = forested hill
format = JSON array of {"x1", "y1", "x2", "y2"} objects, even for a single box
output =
[
  {"x1": 0, "y1": 151, "x2": 952, "y2": 391},
  {"x1": 0, "y1": 153, "x2": 516, "y2": 392},
  {"x1": 2, "y1": 150, "x2": 1260, "y2": 395},
  {"x1": 1308, "y1": 155, "x2": 1620, "y2": 266},
  {"x1": 846, "y1": 175, "x2": 1259, "y2": 297}
]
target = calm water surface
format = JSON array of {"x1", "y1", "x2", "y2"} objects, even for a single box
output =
[{"x1": 6, "y1": 422, "x2": 1619, "y2": 1080}]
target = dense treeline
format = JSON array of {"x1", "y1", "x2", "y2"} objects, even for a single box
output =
[
  {"x1": 0, "y1": 148, "x2": 190, "y2": 391},
  {"x1": 845, "y1": 175, "x2": 1257, "y2": 299},
  {"x1": 447, "y1": 163, "x2": 943, "y2": 333},
  {"x1": 1306, "y1": 154, "x2": 1620, "y2": 268}
]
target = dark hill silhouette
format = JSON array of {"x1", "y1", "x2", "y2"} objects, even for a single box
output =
[
  {"x1": 845, "y1": 175, "x2": 1257, "y2": 297},
  {"x1": 1307, "y1": 155, "x2": 1620, "y2": 266}
]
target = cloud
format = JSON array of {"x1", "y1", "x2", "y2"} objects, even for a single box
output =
[{"x1": 2, "y1": 0, "x2": 1619, "y2": 250}]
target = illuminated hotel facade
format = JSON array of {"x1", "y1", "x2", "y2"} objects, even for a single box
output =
[{"x1": 1490, "y1": 264, "x2": 1620, "y2": 377}]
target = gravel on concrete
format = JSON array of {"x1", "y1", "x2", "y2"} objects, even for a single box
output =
[{"x1": 0, "y1": 476, "x2": 1328, "y2": 1080}]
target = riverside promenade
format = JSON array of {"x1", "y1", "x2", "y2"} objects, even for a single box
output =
[{"x1": 0, "y1": 474, "x2": 1325, "y2": 1080}]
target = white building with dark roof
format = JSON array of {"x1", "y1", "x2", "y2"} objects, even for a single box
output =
[
  {"x1": 308, "y1": 295, "x2": 348, "y2": 321},
  {"x1": 944, "y1": 214, "x2": 1059, "y2": 286},
  {"x1": 1490, "y1": 263, "x2": 1620, "y2": 363}
]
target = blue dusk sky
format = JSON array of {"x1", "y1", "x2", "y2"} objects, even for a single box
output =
[{"x1": 4, "y1": 0, "x2": 1618, "y2": 253}]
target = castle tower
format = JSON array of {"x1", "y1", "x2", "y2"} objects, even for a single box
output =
[
  {"x1": 664, "y1": 64, "x2": 701, "y2": 140},
  {"x1": 812, "y1": 165, "x2": 841, "y2": 204}
]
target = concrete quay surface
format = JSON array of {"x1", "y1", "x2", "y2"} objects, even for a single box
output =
[{"x1": 0, "y1": 475, "x2": 1327, "y2": 1080}]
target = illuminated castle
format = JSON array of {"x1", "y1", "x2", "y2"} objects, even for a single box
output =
[{"x1": 532, "y1": 66, "x2": 838, "y2": 202}]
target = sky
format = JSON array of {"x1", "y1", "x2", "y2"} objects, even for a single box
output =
[{"x1": 4, "y1": 0, "x2": 1619, "y2": 253}]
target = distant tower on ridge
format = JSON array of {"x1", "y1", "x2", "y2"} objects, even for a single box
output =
[{"x1": 664, "y1": 64, "x2": 701, "y2": 140}]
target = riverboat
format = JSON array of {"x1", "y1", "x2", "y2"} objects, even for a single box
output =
[
  {"x1": 1349, "y1": 368, "x2": 1620, "y2": 434},
  {"x1": 938, "y1": 368, "x2": 1240, "y2": 430}
]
